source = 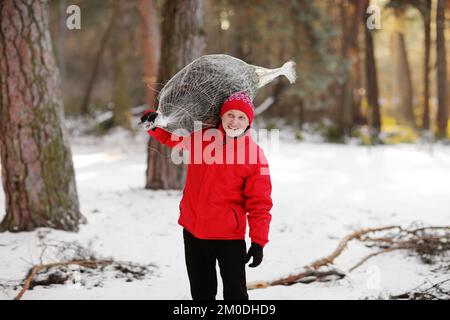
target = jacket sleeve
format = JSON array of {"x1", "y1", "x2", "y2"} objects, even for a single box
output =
[
  {"x1": 146, "y1": 127, "x2": 189, "y2": 150},
  {"x1": 243, "y1": 149, "x2": 273, "y2": 248},
  {"x1": 143, "y1": 109, "x2": 189, "y2": 150}
]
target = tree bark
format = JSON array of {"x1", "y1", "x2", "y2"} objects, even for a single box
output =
[
  {"x1": 394, "y1": 32, "x2": 416, "y2": 126},
  {"x1": 139, "y1": 0, "x2": 160, "y2": 108},
  {"x1": 421, "y1": 0, "x2": 432, "y2": 131},
  {"x1": 436, "y1": 0, "x2": 448, "y2": 138},
  {"x1": 111, "y1": 0, "x2": 131, "y2": 129},
  {"x1": 393, "y1": 8, "x2": 416, "y2": 128},
  {"x1": 57, "y1": 0, "x2": 66, "y2": 94},
  {"x1": 363, "y1": 6, "x2": 381, "y2": 137},
  {"x1": 146, "y1": 0, "x2": 205, "y2": 190},
  {"x1": 80, "y1": 9, "x2": 116, "y2": 117},
  {"x1": 337, "y1": 0, "x2": 368, "y2": 137},
  {"x1": 0, "y1": 0, "x2": 83, "y2": 232}
]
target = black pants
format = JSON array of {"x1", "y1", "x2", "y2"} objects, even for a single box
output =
[{"x1": 183, "y1": 228, "x2": 249, "y2": 300}]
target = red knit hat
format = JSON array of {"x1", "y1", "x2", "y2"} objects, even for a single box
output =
[{"x1": 219, "y1": 91, "x2": 254, "y2": 125}]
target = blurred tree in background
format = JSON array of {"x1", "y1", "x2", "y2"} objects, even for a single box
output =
[
  {"x1": 145, "y1": 0, "x2": 205, "y2": 190},
  {"x1": 364, "y1": 1, "x2": 382, "y2": 139},
  {"x1": 436, "y1": 0, "x2": 448, "y2": 137}
]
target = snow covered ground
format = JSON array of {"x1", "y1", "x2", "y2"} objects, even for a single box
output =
[{"x1": 0, "y1": 127, "x2": 449, "y2": 300}]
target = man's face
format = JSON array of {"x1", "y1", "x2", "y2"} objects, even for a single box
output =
[{"x1": 221, "y1": 109, "x2": 249, "y2": 137}]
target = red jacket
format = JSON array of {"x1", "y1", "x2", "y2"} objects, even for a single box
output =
[{"x1": 147, "y1": 123, "x2": 273, "y2": 247}]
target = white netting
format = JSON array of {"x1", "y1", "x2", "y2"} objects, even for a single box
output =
[{"x1": 154, "y1": 54, "x2": 296, "y2": 134}]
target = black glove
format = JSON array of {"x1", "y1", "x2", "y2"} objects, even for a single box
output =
[
  {"x1": 140, "y1": 110, "x2": 158, "y2": 123},
  {"x1": 245, "y1": 242, "x2": 263, "y2": 268},
  {"x1": 140, "y1": 111, "x2": 158, "y2": 130}
]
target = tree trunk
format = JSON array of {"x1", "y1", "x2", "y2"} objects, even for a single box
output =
[
  {"x1": 421, "y1": 0, "x2": 432, "y2": 131},
  {"x1": 146, "y1": 0, "x2": 205, "y2": 190},
  {"x1": 436, "y1": 0, "x2": 448, "y2": 138},
  {"x1": 338, "y1": 0, "x2": 368, "y2": 137},
  {"x1": 0, "y1": 0, "x2": 83, "y2": 232},
  {"x1": 393, "y1": 8, "x2": 416, "y2": 128},
  {"x1": 364, "y1": 6, "x2": 381, "y2": 138},
  {"x1": 80, "y1": 10, "x2": 116, "y2": 117},
  {"x1": 394, "y1": 32, "x2": 416, "y2": 126},
  {"x1": 112, "y1": 0, "x2": 131, "y2": 129},
  {"x1": 229, "y1": 1, "x2": 251, "y2": 60},
  {"x1": 57, "y1": 0, "x2": 66, "y2": 94},
  {"x1": 139, "y1": 0, "x2": 160, "y2": 108}
]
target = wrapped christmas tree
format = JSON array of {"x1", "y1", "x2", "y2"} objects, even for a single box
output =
[{"x1": 151, "y1": 54, "x2": 296, "y2": 134}]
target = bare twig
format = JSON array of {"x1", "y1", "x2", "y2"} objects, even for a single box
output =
[
  {"x1": 38, "y1": 243, "x2": 48, "y2": 265},
  {"x1": 348, "y1": 246, "x2": 406, "y2": 272},
  {"x1": 310, "y1": 225, "x2": 401, "y2": 269}
]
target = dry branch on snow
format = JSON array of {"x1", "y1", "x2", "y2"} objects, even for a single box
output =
[{"x1": 248, "y1": 225, "x2": 450, "y2": 291}]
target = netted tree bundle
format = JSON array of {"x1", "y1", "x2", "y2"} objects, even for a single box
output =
[{"x1": 154, "y1": 54, "x2": 296, "y2": 134}]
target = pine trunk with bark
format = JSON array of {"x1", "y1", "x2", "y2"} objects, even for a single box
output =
[
  {"x1": 139, "y1": 0, "x2": 160, "y2": 108},
  {"x1": 146, "y1": 0, "x2": 205, "y2": 190},
  {"x1": 112, "y1": 0, "x2": 131, "y2": 130},
  {"x1": 0, "y1": 0, "x2": 83, "y2": 232},
  {"x1": 364, "y1": 7, "x2": 381, "y2": 138},
  {"x1": 393, "y1": 8, "x2": 416, "y2": 128},
  {"x1": 436, "y1": 0, "x2": 448, "y2": 138},
  {"x1": 337, "y1": 0, "x2": 368, "y2": 137},
  {"x1": 80, "y1": 9, "x2": 115, "y2": 117},
  {"x1": 421, "y1": 0, "x2": 432, "y2": 131},
  {"x1": 394, "y1": 32, "x2": 416, "y2": 126}
]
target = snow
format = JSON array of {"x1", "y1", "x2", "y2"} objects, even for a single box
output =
[{"x1": 0, "y1": 126, "x2": 449, "y2": 300}]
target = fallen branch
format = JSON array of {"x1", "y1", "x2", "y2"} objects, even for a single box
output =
[
  {"x1": 272, "y1": 268, "x2": 345, "y2": 286},
  {"x1": 309, "y1": 225, "x2": 400, "y2": 269},
  {"x1": 14, "y1": 259, "x2": 113, "y2": 300},
  {"x1": 248, "y1": 225, "x2": 450, "y2": 290},
  {"x1": 390, "y1": 278, "x2": 450, "y2": 300},
  {"x1": 354, "y1": 226, "x2": 450, "y2": 268}
]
